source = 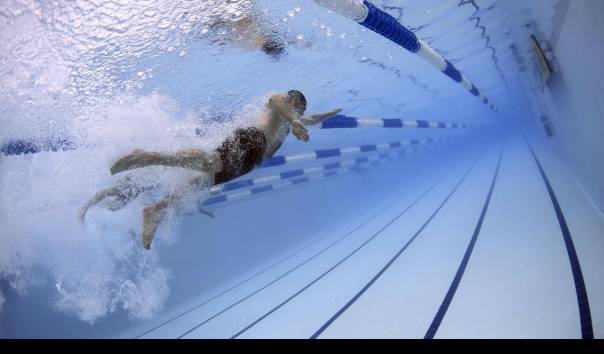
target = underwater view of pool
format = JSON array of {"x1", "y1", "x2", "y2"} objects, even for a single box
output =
[{"x1": 1, "y1": 0, "x2": 603, "y2": 339}]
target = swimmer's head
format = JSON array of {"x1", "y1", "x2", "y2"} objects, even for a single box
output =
[
  {"x1": 261, "y1": 38, "x2": 285, "y2": 58},
  {"x1": 287, "y1": 90, "x2": 307, "y2": 115}
]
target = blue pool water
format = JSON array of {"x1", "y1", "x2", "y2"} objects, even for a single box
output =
[{"x1": 1, "y1": 0, "x2": 603, "y2": 338}]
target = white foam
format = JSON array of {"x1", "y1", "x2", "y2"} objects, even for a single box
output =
[
  {"x1": 0, "y1": 0, "x2": 271, "y2": 321},
  {"x1": 0, "y1": 92, "x2": 226, "y2": 324}
]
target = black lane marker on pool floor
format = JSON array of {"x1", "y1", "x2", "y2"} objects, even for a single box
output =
[
  {"x1": 141, "y1": 146, "x2": 441, "y2": 337},
  {"x1": 526, "y1": 140, "x2": 594, "y2": 339},
  {"x1": 136, "y1": 192, "x2": 385, "y2": 338},
  {"x1": 309, "y1": 153, "x2": 484, "y2": 339},
  {"x1": 424, "y1": 144, "x2": 504, "y2": 339},
  {"x1": 176, "y1": 161, "x2": 457, "y2": 339},
  {"x1": 228, "y1": 158, "x2": 478, "y2": 339}
]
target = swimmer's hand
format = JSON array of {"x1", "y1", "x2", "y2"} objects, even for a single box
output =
[
  {"x1": 329, "y1": 108, "x2": 343, "y2": 116},
  {"x1": 301, "y1": 108, "x2": 343, "y2": 126},
  {"x1": 291, "y1": 120, "x2": 309, "y2": 142}
]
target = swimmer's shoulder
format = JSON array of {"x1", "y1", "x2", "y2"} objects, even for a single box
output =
[
  {"x1": 268, "y1": 92, "x2": 287, "y2": 104},
  {"x1": 267, "y1": 93, "x2": 288, "y2": 113}
]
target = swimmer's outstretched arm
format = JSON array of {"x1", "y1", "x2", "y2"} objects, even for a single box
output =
[{"x1": 301, "y1": 108, "x2": 343, "y2": 126}]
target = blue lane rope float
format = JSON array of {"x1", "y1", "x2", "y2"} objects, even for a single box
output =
[
  {"x1": 0, "y1": 137, "x2": 76, "y2": 156},
  {"x1": 199, "y1": 132, "x2": 470, "y2": 210},
  {"x1": 313, "y1": 0, "x2": 497, "y2": 111},
  {"x1": 311, "y1": 115, "x2": 480, "y2": 130},
  {"x1": 200, "y1": 149, "x2": 404, "y2": 208},
  {"x1": 204, "y1": 135, "x2": 459, "y2": 203},
  {"x1": 258, "y1": 133, "x2": 462, "y2": 169},
  {"x1": 192, "y1": 133, "x2": 464, "y2": 211},
  {"x1": 201, "y1": 161, "x2": 381, "y2": 208}
]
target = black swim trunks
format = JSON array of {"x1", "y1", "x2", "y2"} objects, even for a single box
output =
[{"x1": 213, "y1": 127, "x2": 267, "y2": 185}]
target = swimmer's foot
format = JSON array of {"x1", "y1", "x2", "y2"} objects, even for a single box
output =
[
  {"x1": 78, "y1": 206, "x2": 88, "y2": 225},
  {"x1": 110, "y1": 149, "x2": 148, "y2": 175},
  {"x1": 142, "y1": 204, "x2": 166, "y2": 250}
]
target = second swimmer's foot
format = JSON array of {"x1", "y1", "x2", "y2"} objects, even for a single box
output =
[{"x1": 110, "y1": 149, "x2": 147, "y2": 175}]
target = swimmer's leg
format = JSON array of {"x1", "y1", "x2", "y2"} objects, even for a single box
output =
[
  {"x1": 79, "y1": 188, "x2": 111, "y2": 224},
  {"x1": 142, "y1": 198, "x2": 170, "y2": 250},
  {"x1": 110, "y1": 149, "x2": 221, "y2": 175},
  {"x1": 141, "y1": 173, "x2": 215, "y2": 249},
  {"x1": 79, "y1": 176, "x2": 148, "y2": 223}
]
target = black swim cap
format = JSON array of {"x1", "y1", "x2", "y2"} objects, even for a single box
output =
[
  {"x1": 261, "y1": 38, "x2": 285, "y2": 58},
  {"x1": 287, "y1": 90, "x2": 307, "y2": 112}
]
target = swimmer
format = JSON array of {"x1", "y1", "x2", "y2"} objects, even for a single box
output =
[
  {"x1": 83, "y1": 90, "x2": 341, "y2": 250},
  {"x1": 203, "y1": 10, "x2": 310, "y2": 58},
  {"x1": 208, "y1": 15, "x2": 284, "y2": 58}
]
